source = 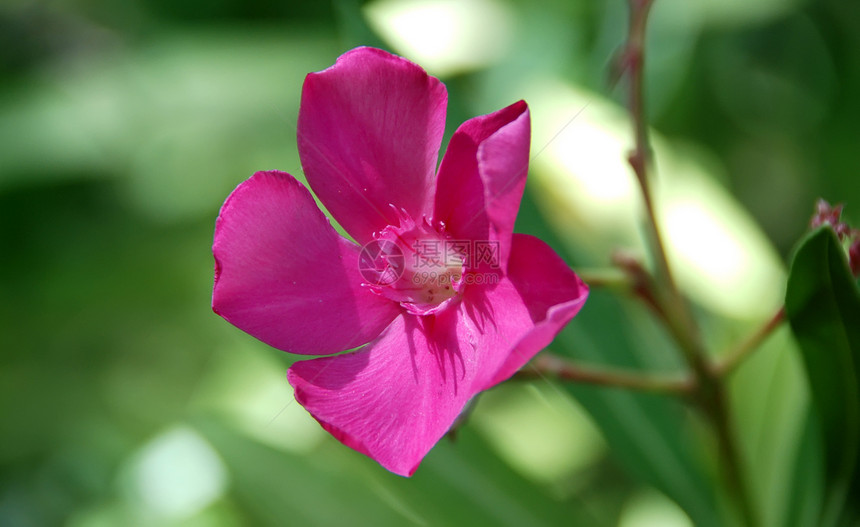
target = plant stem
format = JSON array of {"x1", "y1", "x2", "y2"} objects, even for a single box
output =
[
  {"x1": 702, "y1": 383, "x2": 758, "y2": 527},
  {"x1": 621, "y1": 2, "x2": 758, "y2": 525},
  {"x1": 715, "y1": 307, "x2": 786, "y2": 376},
  {"x1": 575, "y1": 267, "x2": 631, "y2": 290},
  {"x1": 516, "y1": 353, "x2": 693, "y2": 396},
  {"x1": 624, "y1": 0, "x2": 708, "y2": 372}
]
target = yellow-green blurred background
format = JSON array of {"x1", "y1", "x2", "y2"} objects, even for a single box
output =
[{"x1": 1, "y1": 0, "x2": 858, "y2": 525}]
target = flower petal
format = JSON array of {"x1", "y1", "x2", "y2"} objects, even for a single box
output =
[
  {"x1": 288, "y1": 234, "x2": 588, "y2": 476},
  {"x1": 288, "y1": 312, "x2": 473, "y2": 476},
  {"x1": 475, "y1": 233, "x2": 589, "y2": 388},
  {"x1": 212, "y1": 171, "x2": 400, "y2": 355},
  {"x1": 298, "y1": 47, "x2": 448, "y2": 243},
  {"x1": 287, "y1": 235, "x2": 586, "y2": 476},
  {"x1": 434, "y1": 100, "x2": 530, "y2": 269}
]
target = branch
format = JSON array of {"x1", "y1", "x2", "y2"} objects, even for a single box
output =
[
  {"x1": 574, "y1": 267, "x2": 632, "y2": 290},
  {"x1": 515, "y1": 352, "x2": 693, "y2": 396},
  {"x1": 623, "y1": 0, "x2": 708, "y2": 373},
  {"x1": 715, "y1": 307, "x2": 786, "y2": 376},
  {"x1": 621, "y1": 1, "x2": 758, "y2": 525}
]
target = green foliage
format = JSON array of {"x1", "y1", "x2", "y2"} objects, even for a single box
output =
[
  {"x1": 553, "y1": 295, "x2": 720, "y2": 526},
  {"x1": 194, "y1": 416, "x2": 606, "y2": 527},
  {"x1": 785, "y1": 227, "x2": 860, "y2": 527}
]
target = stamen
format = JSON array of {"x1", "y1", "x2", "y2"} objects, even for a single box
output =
[{"x1": 362, "y1": 210, "x2": 465, "y2": 314}]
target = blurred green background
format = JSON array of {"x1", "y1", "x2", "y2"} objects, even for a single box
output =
[{"x1": 1, "y1": 0, "x2": 858, "y2": 525}]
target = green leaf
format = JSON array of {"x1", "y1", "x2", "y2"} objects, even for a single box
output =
[
  {"x1": 785, "y1": 226, "x2": 860, "y2": 526},
  {"x1": 728, "y1": 328, "x2": 812, "y2": 527},
  {"x1": 783, "y1": 413, "x2": 824, "y2": 527},
  {"x1": 192, "y1": 415, "x2": 607, "y2": 527}
]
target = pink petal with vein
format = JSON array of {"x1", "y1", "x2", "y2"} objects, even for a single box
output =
[
  {"x1": 434, "y1": 101, "x2": 530, "y2": 268},
  {"x1": 212, "y1": 171, "x2": 400, "y2": 354},
  {"x1": 298, "y1": 47, "x2": 448, "y2": 243},
  {"x1": 288, "y1": 312, "x2": 471, "y2": 476},
  {"x1": 481, "y1": 233, "x2": 589, "y2": 387}
]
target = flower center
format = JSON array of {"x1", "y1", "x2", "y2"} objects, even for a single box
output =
[{"x1": 359, "y1": 209, "x2": 464, "y2": 315}]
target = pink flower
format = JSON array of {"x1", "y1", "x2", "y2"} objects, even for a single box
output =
[
  {"x1": 212, "y1": 47, "x2": 588, "y2": 476},
  {"x1": 810, "y1": 199, "x2": 850, "y2": 239}
]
